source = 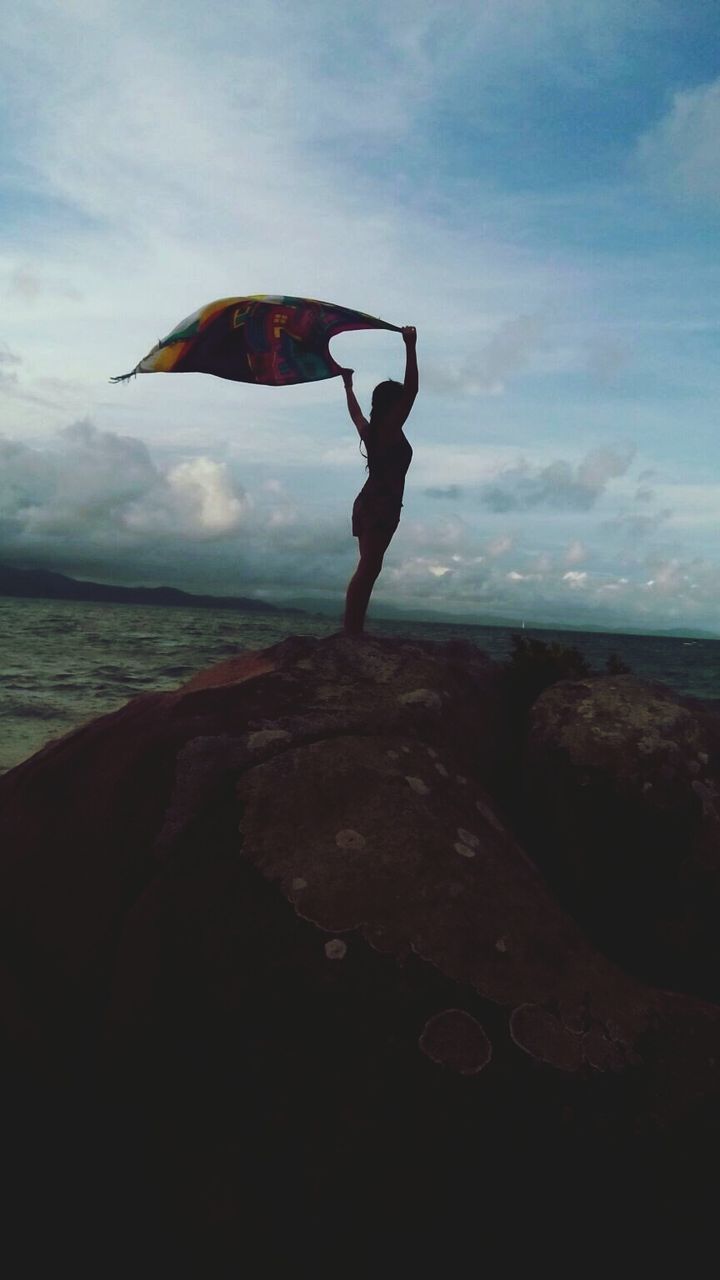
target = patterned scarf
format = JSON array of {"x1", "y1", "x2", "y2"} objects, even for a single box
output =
[{"x1": 112, "y1": 294, "x2": 400, "y2": 386}]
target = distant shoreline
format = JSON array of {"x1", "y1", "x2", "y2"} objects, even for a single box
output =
[
  {"x1": 1, "y1": 563, "x2": 718, "y2": 641},
  {"x1": 0, "y1": 564, "x2": 305, "y2": 617}
]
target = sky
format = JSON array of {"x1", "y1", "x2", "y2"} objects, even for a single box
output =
[{"x1": 1, "y1": 0, "x2": 719, "y2": 634}]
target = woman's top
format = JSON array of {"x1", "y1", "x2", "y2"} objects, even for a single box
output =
[{"x1": 358, "y1": 430, "x2": 413, "y2": 509}]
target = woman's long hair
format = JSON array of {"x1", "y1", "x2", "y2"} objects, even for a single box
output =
[{"x1": 360, "y1": 379, "x2": 404, "y2": 468}]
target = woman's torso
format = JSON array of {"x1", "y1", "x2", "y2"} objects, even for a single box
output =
[{"x1": 361, "y1": 430, "x2": 413, "y2": 504}]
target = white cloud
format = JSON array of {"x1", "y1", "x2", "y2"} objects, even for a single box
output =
[
  {"x1": 0, "y1": 345, "x2": 22, "y2": 384},
  {"x1": 486, "y1": 535, "x2": 514, "y2": 557},
  {"x1": 124, "y1": 458, "x2": 249, "y2": 538},
  {"x1": 2, "y1": 421, "x2": 155, "y2": 536},
  {"x1": 423, "y1": 314, "x2": 545, "y2": 396},
  {"x1": 0, "y1": 421, "x2": 249, "y2": 545},
  {"x1": 602, "y1": 507, "x2": 673, "y2": 541},
  {"x1": 480, "y1": 445, "x2": 635, "y2": 511},
  {"x1": 637, "y1": 77, "x2": 720, "y2": 203},
  {"x1": 642, "y1": 555, "x2": 709, "y2": 597}
]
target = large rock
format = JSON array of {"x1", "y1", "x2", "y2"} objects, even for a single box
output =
[
  {"x1": 1, "y1": 636, "x2": 719, "y2": 1265},
  {"x1": 524, "y1": 675, "x2": 720, "y2": 995}
]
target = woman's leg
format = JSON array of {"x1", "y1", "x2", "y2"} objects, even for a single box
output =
[{"x1": 343, "y1": 526, "x2": 394, "y2": 634}]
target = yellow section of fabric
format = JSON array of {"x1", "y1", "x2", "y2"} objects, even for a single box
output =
[{"x1": 150, "y1": 343, "x2": 189, "y2": 372}]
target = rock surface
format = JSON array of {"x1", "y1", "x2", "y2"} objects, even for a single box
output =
[
  {"x1": 525, "y1": 675, "x2": 720, "y2": 996},
  {"x1": 1, "y1": 634, "x2": 719, "y2": 1265}
]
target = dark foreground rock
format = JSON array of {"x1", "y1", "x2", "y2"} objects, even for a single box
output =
[
  {"x1": 1, "y1": 634, "x2": 719, "y2": 1269},
  {"x1": 524, "y1": 675, "x2": 720, "y2": 997}
]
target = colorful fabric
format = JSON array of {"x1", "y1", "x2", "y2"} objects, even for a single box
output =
[{"x1": 111, "y1": 295, "x2": 401, "y2": 386}]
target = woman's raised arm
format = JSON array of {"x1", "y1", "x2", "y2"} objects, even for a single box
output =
[
  {"x1": 340, "y1": 368, "x2": 369, "y2": 438},
  {"x1": 380, "y1": 327, "x2": 418, "y2": 438},
  {"x1": 401, "y1": 326, "x2": 418, "y2": 401}
]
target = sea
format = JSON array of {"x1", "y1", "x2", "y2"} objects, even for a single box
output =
[{"x1": 1, "y1": 596, "x2": 718, "y2": 775}]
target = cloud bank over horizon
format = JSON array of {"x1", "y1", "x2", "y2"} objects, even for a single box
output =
[
  {"x1": 1, "y1": 0, "x2": 719, "y2": 634},
  {"x1": 1, "y1": 418, "x2": 716, "y2": 633}
]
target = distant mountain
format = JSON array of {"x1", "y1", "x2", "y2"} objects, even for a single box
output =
[
  {"x1": 0, "y1": 565, "x2": 306, "y2": 616},
  {"x1": 281, "y1": 594, "x2": 719, "y2": 641}
]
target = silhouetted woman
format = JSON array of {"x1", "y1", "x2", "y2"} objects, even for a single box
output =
[{"x1": 341, "y1": 325, "x2": 418, "y2": 634}]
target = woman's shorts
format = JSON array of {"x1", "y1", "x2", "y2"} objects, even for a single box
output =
[{"x1": 352, "y1": 492, "x2": 402, "y2": 539}]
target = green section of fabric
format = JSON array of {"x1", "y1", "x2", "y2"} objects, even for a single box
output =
[
  {"x1": 290, "y1": 345, "x2": 334, "y2": 381},
  {"x1": 159, "y1": 318, "x2": 202, "y2": 348}
]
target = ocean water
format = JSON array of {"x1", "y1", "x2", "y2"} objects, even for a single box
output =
[{"x1": 1, "y1": 596, "x2": 718, "y2": 774}]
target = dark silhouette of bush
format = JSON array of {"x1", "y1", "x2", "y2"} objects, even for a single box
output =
[
  {"x1": 503, "y1": 633, "x2": 594, "y2": 723},
  {"x1": 605, "y1": 652, "x2": 631, "y2": 675},
  {"x1": 503, "y1": 634, "x2": 635, "y2": 729}
]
